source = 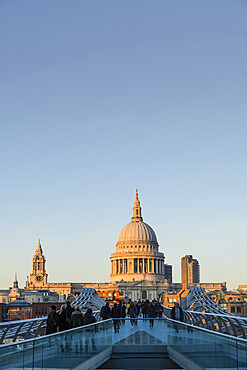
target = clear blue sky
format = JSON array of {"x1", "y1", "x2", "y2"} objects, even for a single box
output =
[{"x1": 1, "y1": 0, "x2": 246, "y2": 290}]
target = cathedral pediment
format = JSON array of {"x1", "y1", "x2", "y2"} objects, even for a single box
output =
[
  {"x1": 119, "y1": 279, "x2": 157, "y2": 287},
  {"x1": 133, "y1": 279, "x2": 157, "y2": 287}
]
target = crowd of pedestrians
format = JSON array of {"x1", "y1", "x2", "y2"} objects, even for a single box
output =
[
  {"x1": 100, "y1": 299, "x2": 164, "y2": 332},
  {"x1": 46, "y1": 300, "x2": 75, "y2": 335},
  {"x1": 45, "y1": 300, "x2": 97, "y2": 353},
  {"x1": 45, "y1": 298, "x2": 183, "y2": 353}
]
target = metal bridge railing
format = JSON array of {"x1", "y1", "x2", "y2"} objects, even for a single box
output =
[
  {"x1": 1, "y1": 318, "x2": 247, "y2": 370},
  {"x1": 162, "y1": 305, "x2": 247, "y2": 339},
  {"x1": 0, "y1": 317, "x2": 47, "y2": 345},
  {"x1": 0, "y1": 288, "x2": 104, "y2": 344},
  {"x1": 0, "y1": 311, "x2": 101, "y2": 345}
]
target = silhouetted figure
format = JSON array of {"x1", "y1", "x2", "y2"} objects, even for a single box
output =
[
  {"x1": 171, "y1": 302, "x2": 184, "y2": 321},
  {"x1": 70, "y1": 308, "x2": 84, "y2": 353},
  {"x1": 58, "y1": 304, "x2": 68, "y2": 332},
  {"x1": 120, "y1": 301, "x2": 126, "y2": 324},
  {"x1": 148, "y1": 301, "x2": 157, "y2": 327},
  {"x1": 70, "y1": 307, "x2": 84, "y2": 328},
  {"x1": 84, "y1": 308, "x2": 97, "y2": 352},
  {"x1": 58, "y1": 305, "x2": 69, "y2": 352},
  {"x1": 102, "y1": 302, "x2": 111, "y2": 320},
  {"x1": 171, "y1": 302, "x2": 184, "y2": 332},
  {"x1": 142, "y1": 300, "x2": 149, "y2": 321},
  {"x1": 65, "y1": 300, "x2": 75, "y2": 325},
  {"x1": 129, "y1": 302, "x2": 137, "y2": 326},
  {"x1": 111, "y1": 303, "x2": 121, "y2": 333},
  {"x1": 58, "y1": 301, "x2": 75, "y2": 352},
  {"x1": 46, "y1": 305, "x2": 58, "y2": 334},
  {"x1": 157, "y1": 303, "x2": 163, "y2": 318}
]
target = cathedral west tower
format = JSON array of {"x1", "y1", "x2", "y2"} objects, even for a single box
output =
[
  {"x1": 26, "y1": 239, "x2": 48, "y2": 289},
  {"x1": 110, "y1": 190, "x2": 165, "y2": 283}
]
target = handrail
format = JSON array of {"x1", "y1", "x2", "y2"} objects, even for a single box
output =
[
  {"x1": 1, "y1": 317, "x2": 246, "y2": 370},
  {"x1": 1, "y1": 317, "x2": 247, "y2": 350},
  {"x1": 162, "y1": 304, "x2": 247, "y2": 338},
  {"x1": 163, "y1": 305, "x2": 247, "y2": 321},
  {"x1": 0, "y1": 287, "x2": 104, "y2": 344},
  {"x1": 0, "y1": 317, "x2": 45, "y2": 327},
  {"x1": 0, "y1": 310, "x2": 100, "y2": 344},
  {"x1": 166, "y1": 317, "x2": 247, "y2": 343},
  {"x1": 0, "y1": 318, "x2": 111, "y2": 348}
]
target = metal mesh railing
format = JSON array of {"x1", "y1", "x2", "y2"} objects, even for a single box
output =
[{"x1": 0, "y1": 288, "x2": 105, "y2": 344}]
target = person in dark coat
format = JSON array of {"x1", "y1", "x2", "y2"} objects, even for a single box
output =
[
  {"x1": 65, "y1": 300, "x2": 75, "y2": 324},
  {"x1": 69, "y1": 307, "x2": 84, "y2": 328},
  {"x1": 171, "y1": 302, "x2": 184, "y2": 333},
  {"x1": 58, "y1": 301, "x2": 74, "y2": 352},
  {"x1": 157, "y1": 303, "x2": 163, "y2": 318},
  {"x1": 58, "y1": 300, "x2": 75, "y2": 332},
  {"x1": 171, "y1": 302, "x2": 184, "y2": 322},
  {"x1": 142, "y1": 300, "x2": 149, "y2": 321},
  {"x1": 135, "y1": 301, "x2": 140, "y2": 317},
  {"x1": 46, "y1": 305, "x2": 58, "y2": 335},
  {"x1": 58, "y1": 304, "x2": 69, "y2": 352},
  {"x1": 58, "y1": 304, "x2": 68, "y2": 332},
  {"x1": 84, "y1": 308, "x2": 97, "y2": 352},
  {"x1": 137, "y1": 300, "x2": 142, "y2": 316},
  {"x1": 103, "y1": 302, "x2": 111, "y2": 320},
  {"x1": 111, "y1": 302, "x2": 121, "y2": 333},
  {"x1": 84, "y1": 308, "x2": 96, "y2": 325},
  {"x1": 69, "y1": 308, "x2": 84, "y2": 353},
  {"x1": 119, "y1": 301, "x2": 126, "y2": 324},
  {"x1": 147, "y1": 301, "x2": 157, "y2": 327},
  {"x1": 129, "y1": 302, "x2": 137, "y2": 326}
]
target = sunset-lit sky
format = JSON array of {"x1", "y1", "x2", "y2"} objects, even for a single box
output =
[{"x1": 1, "y1": 1, "x2": 247, "y2": 290}]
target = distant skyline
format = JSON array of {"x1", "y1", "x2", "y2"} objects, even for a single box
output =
[{"x1": 1, "y1": 0, "x2": 247, "y2": 290}]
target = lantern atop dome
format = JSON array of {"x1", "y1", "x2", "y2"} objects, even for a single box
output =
[{"x1": 131, "y1": 189, "x2": 143, "y2": 222}]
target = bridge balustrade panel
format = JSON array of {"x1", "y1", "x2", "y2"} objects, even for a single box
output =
[
  {"x1": 0, "y1": 320, "x2": 112, "y2": 370},
  {"x1": 0, "y1": 318, "x2": 246, "y2": 369},
  {"x1": 166, "y1": 319, "x2": 247, "y2": 369}
]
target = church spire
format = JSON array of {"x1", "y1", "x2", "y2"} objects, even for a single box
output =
[
  {"x1": 13, "y1": 273, "x2": 18, "y2": 288},
  {"x1": 131, "y1": 189, "x2": 143, "y2": 222},
  {"x1": 36, "y1": 238, "x2": 43, "y2": 255}
]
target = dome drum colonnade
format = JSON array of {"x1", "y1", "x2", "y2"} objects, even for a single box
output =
[
  {"x1": 110, "y1": 190, "x2": 165, "y2": 283},
  {"x1": 111, "y1": 257, "x2": 164, "y2": 276}
]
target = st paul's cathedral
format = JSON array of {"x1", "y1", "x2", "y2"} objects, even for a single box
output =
[{"x1": 25, "y1": 191, "x2": 171, "y2": 301}]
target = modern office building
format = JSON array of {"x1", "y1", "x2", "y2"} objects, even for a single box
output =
[
  {"x1": 164, "y1": 264, "x2": 173, "y2": 284},
  {"x1": 181, "y1": 255, "x2": 200, "y2": 284}
]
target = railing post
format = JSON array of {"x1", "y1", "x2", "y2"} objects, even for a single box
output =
[
  {"x1": 12, "y1": 322, "x2": 26, "y2": 342},
  {"x1": 0, "y1": 326, "x2": 10, "y2": 344}
]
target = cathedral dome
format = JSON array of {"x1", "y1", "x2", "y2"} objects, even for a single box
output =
[
  {"x1": 110, "y1": 190, "x2": 164, "y2": 285},
  {"x1": 117, "y1": 221, "x2": 157, "y2": 244},
  {"x1": 116, "y1": 190, "x2": 158, "y2": 245}
]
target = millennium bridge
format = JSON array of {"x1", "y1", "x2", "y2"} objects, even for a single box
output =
[{"x1": 0, "y1": 288, "x2": 246, "y2": 369}]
